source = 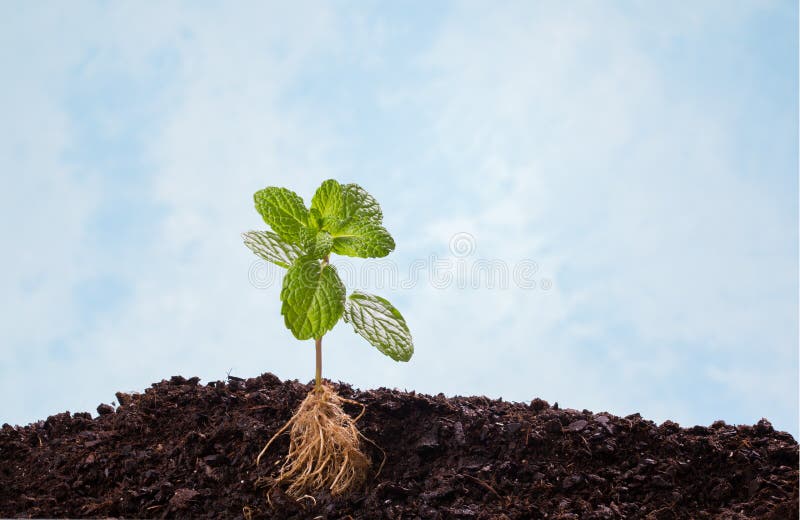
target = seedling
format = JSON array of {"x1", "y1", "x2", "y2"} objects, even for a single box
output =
[{"x1": 243, "y1": 179, "x2": 413, "y2": 497}]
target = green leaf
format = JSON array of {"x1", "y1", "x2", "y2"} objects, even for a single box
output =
[
  {"x1": 308, "y1": 208, "x2": 324, "y2": 230},
  {"x1": 242, "y1": 230, "x2": 303, "y2": 269},
  {"x1": 303, "y1": 230, "x2": 334, "y2": 259},
  {"x1": 311, "y1": 179, "x2": 344, "y2": 223},
  {"x1": 331, "y1": 219, "x2": 395, "y2": 258},
  {"x1": 308, "y1": 180, "x2": 394, "y2": 257},
  {"x1": 280, "y1": 257, "x2": 345, "y2": 340},
  {"x1": 311, "y1": 180, "x2": 385, "y2": 232},
  {"x1": 254, "y1": 187, "x2": 309, "y2": 244},
  {"x1": 343, "y1": 291, "x2": 413, "y2": 362},
  {"x1": 341, "y1": 183, "x2": 383, "y2": 223}
]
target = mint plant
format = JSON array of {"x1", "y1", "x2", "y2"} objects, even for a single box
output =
[
  {"x1": 243, "y1": 179, "x2": 413, "y2": 496},
  {"x1": 243, "y1": 179, "x2": 413, "y2": 363}
]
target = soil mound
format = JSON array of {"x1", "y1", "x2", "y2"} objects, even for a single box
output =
[{"x1": 1, "y1": 374, "x2": 797, "y2": 519}]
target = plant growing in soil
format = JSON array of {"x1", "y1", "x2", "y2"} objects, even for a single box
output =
[{"x1": 242, "y1": 179, "x2": 413, "y2": 497}]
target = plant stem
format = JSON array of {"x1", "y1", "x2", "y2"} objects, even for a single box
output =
[
  {"x1": 315, "y1": 336, "x2": 323, "y2": 390},
  {"x1": 315, "y1": 255, "x2": 329, "y2": 392}
]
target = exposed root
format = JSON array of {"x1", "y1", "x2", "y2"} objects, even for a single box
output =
[
  {"x1": 256, "y1": 384, "x2": 370, "y2": 497},
  {"x1": 242, "y1": 505, "x2": 255, "y2": 520}
]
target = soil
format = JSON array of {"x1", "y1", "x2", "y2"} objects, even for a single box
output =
[{"x1": 0, "y1": 373, "x2": 797, "y2": 519}]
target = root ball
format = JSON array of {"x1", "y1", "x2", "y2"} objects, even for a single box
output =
[{"x1": 257, "y1": 384, "x2": 370, "y2": 497}]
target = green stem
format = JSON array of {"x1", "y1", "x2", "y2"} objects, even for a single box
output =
[
  {"x1": 315, "y1": 336, "x2": 323, "y2": 390},
  {"x1": 315, "y1": 255, "x2": 330, "y2": 391}
]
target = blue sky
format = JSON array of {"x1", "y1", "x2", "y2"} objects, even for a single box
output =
[{"x1": 1, "y1": 1, "x2": 797, "y2": 438}]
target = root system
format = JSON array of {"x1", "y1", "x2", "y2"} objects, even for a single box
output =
[{"x1": 256, "y1": 383, "x2": 370, "y2": 497}]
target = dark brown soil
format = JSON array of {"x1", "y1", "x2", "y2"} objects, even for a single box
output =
[{"x1": 1, "y1": 374, "x2": 797, "y2": 519}]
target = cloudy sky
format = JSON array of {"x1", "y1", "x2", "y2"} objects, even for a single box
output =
[{"x1": 1, "y1": 1, "x2": 797, "y2": 438}]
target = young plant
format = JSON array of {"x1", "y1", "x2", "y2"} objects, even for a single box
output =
[{"x1": 242, "y1": 179, "x2": 413, "y2": 497}]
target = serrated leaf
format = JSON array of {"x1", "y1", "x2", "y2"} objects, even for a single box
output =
[
  {"x1": 280, "y1": 257, "x2": 345, "y2": 340},
  {"x1": 308, "y1": 208, "x2": 324, "y2": 230},
  {"x1": 242, "y1": 230, "x2": 303, "y2": 268},
  {"x1": 254, "y1": 187, "x2": 309, "y2": 244},
  {"x1": 343, "y1": 291, "x2": 413, "y2": 362},
  {"x1": 308, "y1": 180, "x2": 393, "y2": 257},
  {"x1": 341, "y1": 183, "x2": 383, "y2": 223},
  {"x1": 311, "y1": 179, "x2": 344, "y2": 222},
  {"x1": 303, "y1": 230, "x2": 334, "y2": 259},
  {"x1": 312, "y1": 180, "x2": 384, "y2": 233},
  {"x1": 331, "y1": 219, "x2": 395, "y2": 258}
]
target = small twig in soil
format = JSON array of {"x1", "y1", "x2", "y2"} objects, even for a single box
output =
[
  {"x1": 227, "y1": 369, "x2": 245, "y2": 383},
  {"x1": 578, "y1": 434, "x2": 592, "y2": 457},
  {"x1": 463, "y1": 473, "x2": 504, "y2": 501}
]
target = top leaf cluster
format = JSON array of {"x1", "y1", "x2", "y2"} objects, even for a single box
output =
[
  {"x1": 243, "y1": 179, "x2": 413, "y2": 362},
  {"x1": 255, "y1": 180, "x2": 395, "y2": 262}
]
